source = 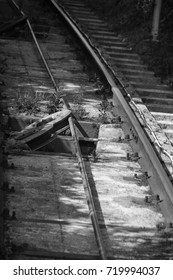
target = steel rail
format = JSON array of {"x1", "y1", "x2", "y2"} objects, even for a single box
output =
[
  {"x1": 63, "y1": 99, "x2": 107, "y2": 259},
  {"x1": 10, "y1": 0, "x2": 107, "y2": 259},
  {"x1": 50, "y1": 0, "x2": 173, "y2": 223},
  {"x1": 10, "y1": 0, "x2": 60, "y2": 97},
  {"x1": 95, "y1": 48, "x2": 173, "y2": 174},
  {"x1": 68, "y1": 116, "x2": 107, "y2": 259},
  {"x1": 130, "y1": 99, "x2": 173, "y2": 174}
]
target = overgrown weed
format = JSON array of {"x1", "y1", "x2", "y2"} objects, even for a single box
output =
[{"x1": 14, "y1": 89, "x2": 60, "y2": 114}]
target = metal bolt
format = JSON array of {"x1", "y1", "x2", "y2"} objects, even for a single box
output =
[
  {"x1": 144, "y1": 171, "x2": 150, "y2": 178},
  {"x1": 134, "y1": 173, "x2": 138, "y2": 179},
  {"x1": 126, "y1": 153, "x2": 130, "y2": 160},
  {"x1": 117, "y1": 116, "x2": 122, "y2": 123},
  {"x1": 145, "y1": 194, "x2": 162, "y2": 203},
  {"x1": 131, "y1": 152, "x2": 141, "y2": 161},
  {"x1": 169, "y1": 222, "x2": 173, "y2": 228},
  {"x1": 125, "y1": 96, "x2": 131, "y2": 102},
  {"x1": 134, "y1": 135, "x2": 138, "y2": 142},
  {"x1": 135, "y1": 172, "x2": 149, "y2": 180},
  {"x1": 134, "y1": 152, "x2": 139, "y2": 157}
]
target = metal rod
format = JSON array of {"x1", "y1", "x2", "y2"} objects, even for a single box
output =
[{"x1": 10, "y1": 0, "x2": 60, "y2": 97}]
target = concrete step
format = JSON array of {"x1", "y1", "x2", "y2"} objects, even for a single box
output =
[
  {"x1": 92, "y1": 34, "x2": 121, "y2": 41},
  {"x1": 136, "y1": 88, "x2": 173, "y2": 98},
  {"x1": 110, "y1": 56, "x2": 142, "y2": 64},
  {"x1": 142, "y1": 96, "x2": 173, "y2": 105},
  {"x1": 125, "y1": 75, "x2": 157, "y2": 83},
  {"x1": 152, "y1": 112, "x2": 173, "y2": 122},
  {"x1": 134, "y1": 84, "x2": 172, "y2": 91},
  {"x1": 120, "y1": 68, "x2": 154, "y2": 77},
  {"x1": 157, "y1": 120, "x2": 173, "y2": 130},
  {"x1": 70, "y1": 7, "x2": 95, "y2": 13},
  {"x1": 85, "y1": 25, "x2": 110, "y2": 32},
  {"x1": 113, "y1": 62, "x2": 148, "y2": 71},
  {"x1": 164, "y1": 129, "x2": 173, "y2": 139},
  {"x1": 146, "y1": 103, "x2": 173, "y2": 113},
  {"x1": 108, "y1": 52, "x2": 139, "y2": 59},
  {"x1": 106, "y1": 47, "x2": 133, "y2": 54},
  {"x1": 130, "y1": 80, "x2": 165, "y2": 88},
  {"x1": 74, "y1": 15, "x2": 106, "y2": 24},
  {"x1": 101, "y1": 41, "x2": 127, "y2": 47},
  {"x1": 63, "y1": 2, "x2": 85, "y2": 8},
  {"x1": 77, "y1": 17, "x2": 106, "y2": 24}
]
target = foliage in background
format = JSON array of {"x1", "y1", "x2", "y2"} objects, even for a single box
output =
[
  {"x1": 136, "y1": 0, "x2": 154, "y2": 14},
  {"x1": 85, "y1": 0, "x2": 173, "y2": 85}
]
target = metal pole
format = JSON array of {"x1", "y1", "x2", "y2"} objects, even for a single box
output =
[
  {"x1": 10, "y1": 0, "x2": 60, "y2": 97},
  {"x1": 152, "y1": 0, "x2": 162, "y2": 41}
]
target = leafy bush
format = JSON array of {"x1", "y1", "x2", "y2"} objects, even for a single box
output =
[{"x1": 136, "y1": 0, "x2": 154, "y2": 14}]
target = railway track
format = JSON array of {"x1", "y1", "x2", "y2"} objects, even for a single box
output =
[
  {"x1": 0, "y1": 0, "x2": 173, "y2": 259},
  {"x1": 59, "y1": 0, "x2": 173, "y2": 140}
]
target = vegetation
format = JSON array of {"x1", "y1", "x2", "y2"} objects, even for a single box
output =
[
  {"x1": 14, "y1": 89, "x2": 60, "y2": 114},
  {"x1": 85, "y1": 0, "x2": 173, "y2": 85}
]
